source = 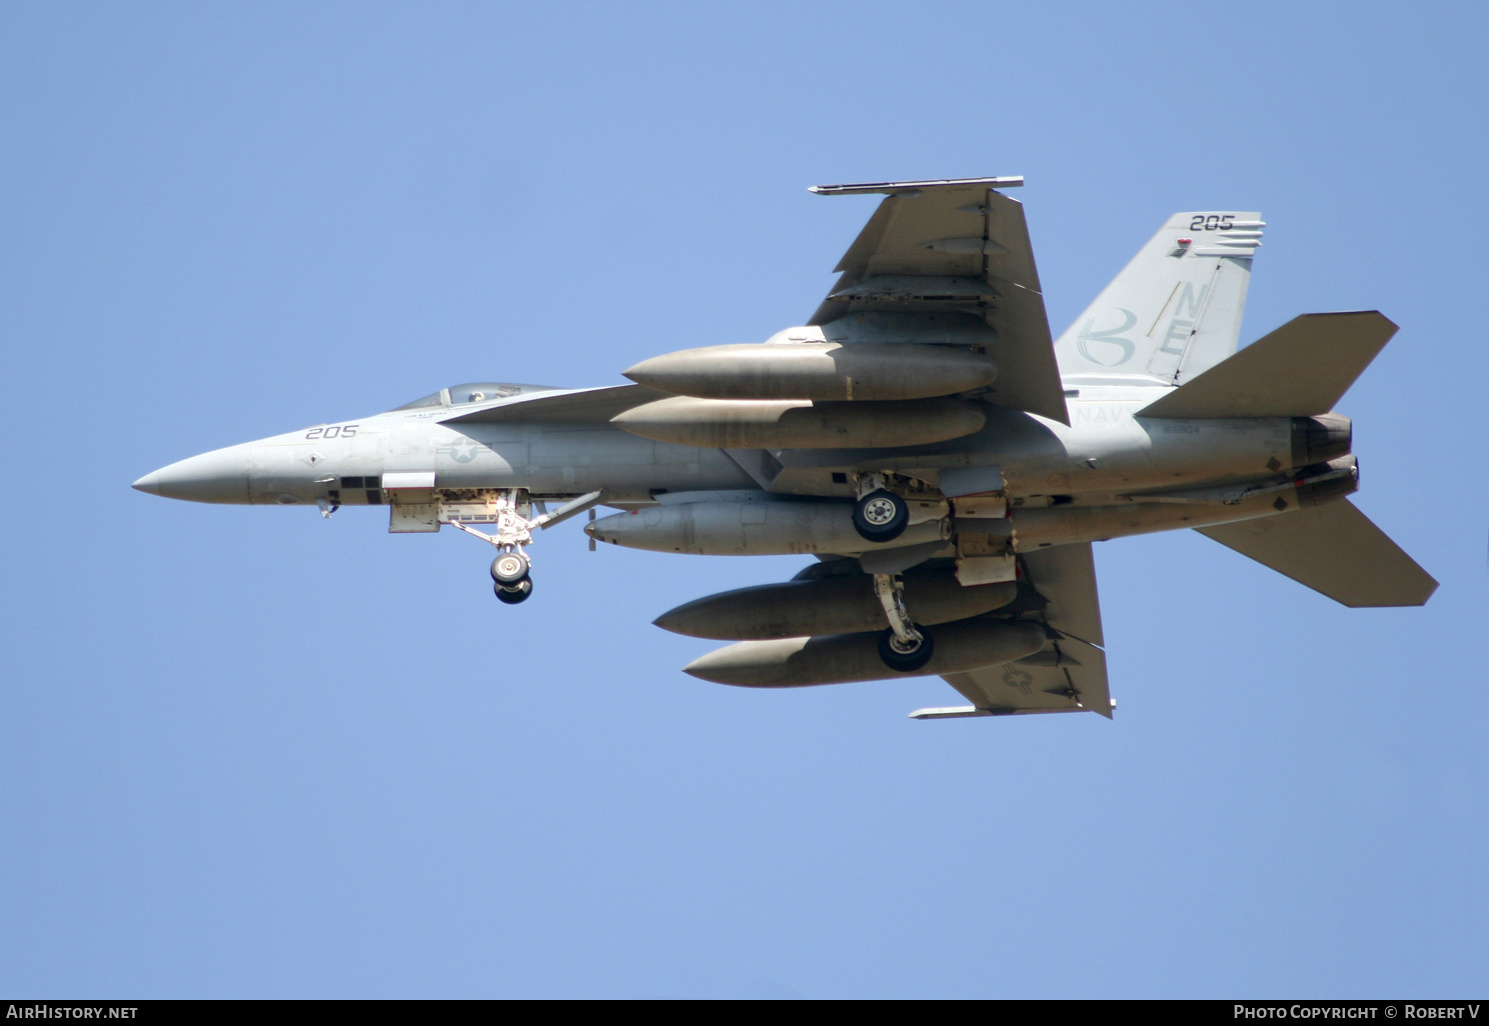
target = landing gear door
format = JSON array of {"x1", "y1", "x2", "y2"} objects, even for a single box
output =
[{"x1": 384, "y1": 471, "x2": 439, "y2": 533}]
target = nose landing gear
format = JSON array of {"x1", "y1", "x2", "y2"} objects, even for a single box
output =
[{"x1": 446, "y1": 488, "x2": 605, "y2": 606}]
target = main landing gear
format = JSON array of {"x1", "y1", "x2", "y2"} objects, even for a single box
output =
[
  {"x1": 851, "y1": 473, "x2": 912, "y2": 543},
  {"x1": 878, "y1": 626, "x2": 933, "y2": 672},
  {"x1": 854, "y1": 489, "x2": 909, "y2": 542},
  {"x1": 849, "y1": 473, "x2": 940, "y2": 670},
  {"x1": 871, "y1": 572, "x2": 933, "y2": 672}
]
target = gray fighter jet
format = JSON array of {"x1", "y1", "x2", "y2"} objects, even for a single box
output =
[{"x1": 133, "y1": 177, "x2": 1436, "y2": 720}]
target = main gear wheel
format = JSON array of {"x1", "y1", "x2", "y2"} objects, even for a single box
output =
[
  {"x1": 877, "y1": 625, "x2": 934, "y2": 672},
  {"x1": 853, "y1": 489, "x2": 909, "y2": 542}
]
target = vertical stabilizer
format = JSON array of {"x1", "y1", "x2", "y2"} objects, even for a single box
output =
[{"x1": 1055, "y1": 212, "x2": 1263, "y2": 384}]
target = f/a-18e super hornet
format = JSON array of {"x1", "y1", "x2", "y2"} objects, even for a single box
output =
[{"x1": 133, "y1": 176, "x2": 1437, "y2": 720}]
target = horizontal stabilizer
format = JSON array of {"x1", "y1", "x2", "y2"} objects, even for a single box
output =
[
  {"x1": 1197, "y1": 500, "x2": 1437, "y2": 607},
  {"x1": 1139, "y1": 311, "x2": 1397, "y2": 419}
]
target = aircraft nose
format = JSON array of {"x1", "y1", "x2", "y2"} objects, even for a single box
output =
[{"x1": 132, "y1": 445, "x2": 251, "y2": 504}]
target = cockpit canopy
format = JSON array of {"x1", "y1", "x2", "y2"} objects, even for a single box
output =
[{"x1": 391, "y1": 382, "x2": 559, "y2": 411}]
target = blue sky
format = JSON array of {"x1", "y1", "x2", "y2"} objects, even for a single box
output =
[{"x1": 2, "y1": 1, "x2": 1486, "y2": 998}]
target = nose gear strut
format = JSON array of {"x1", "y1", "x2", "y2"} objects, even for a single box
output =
[{"x1": 445, "y1": 488, "x2": 605, "y2": 604}]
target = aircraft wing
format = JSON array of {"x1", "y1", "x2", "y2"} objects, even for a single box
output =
[
  {"x1": 807, "y1": 177, "x2": 1069, "y2": 425},
  {"x1": 927, "y1": 543, "x2": 1113, "y2": 718}
]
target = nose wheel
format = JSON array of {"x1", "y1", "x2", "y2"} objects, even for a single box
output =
[
  {"x1": 494, "y1": 577, "x2": 533, "y2": 604},
  {"x1": 491, "y1": 550, "x2": 533, "y2": 604},
  {"x1": 447, "y1": 488, "x2": 607, "y2": 607},
  {"x1": 491, "y1": 551, "x2": 530, "y2": 585}
]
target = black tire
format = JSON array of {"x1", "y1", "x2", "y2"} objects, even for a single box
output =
[
  {"x1": 878, "y1": 626, "x2": 934, "y2": 673},
  {"x1": 491, "y1": 551, "x2": 530, "y2": 584},
  {"x1": 853, "y1": 489, "x2": 909, "y2": 542},
  {"x1": 495, "y1": 578, "x2": 533, "y2": 604}
]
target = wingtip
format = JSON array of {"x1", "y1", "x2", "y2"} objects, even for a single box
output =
[{"x1": 809, "y1": 176, "x2": 1024, "y2": 196}]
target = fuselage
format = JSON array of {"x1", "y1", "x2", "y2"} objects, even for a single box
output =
[{"x1": 132, "y1": 381, "x2": 1350, "y2": 554}]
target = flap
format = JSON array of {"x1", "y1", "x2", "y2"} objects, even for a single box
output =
[
  {"x1": 1019, "y1": 542, "x2": 1104, "y2": 646},
  {"x1": 936, "y1": 541, "x2": 1112, "y2": 718}
]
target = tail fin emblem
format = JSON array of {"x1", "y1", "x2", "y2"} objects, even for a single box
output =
[{"x1": 1077, "y1": 308, "x2": 1138, "y2": 367}]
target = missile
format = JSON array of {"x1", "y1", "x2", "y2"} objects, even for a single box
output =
[
  {"x1": 623, "y1": 342, "x2": 998, "y2": 401},
  {"x1": 610, "y1": 396, "x2": 985, "y2": 450},
  {"x1": 683, "y1": 618, "x2": 1048, "y2": 687},
  {"x1": 655, "y1": 566, "x2": 1018, "y2": 640},
  {"x1": 587, "y1": 499, "x2": 946, "y2": 556}
]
